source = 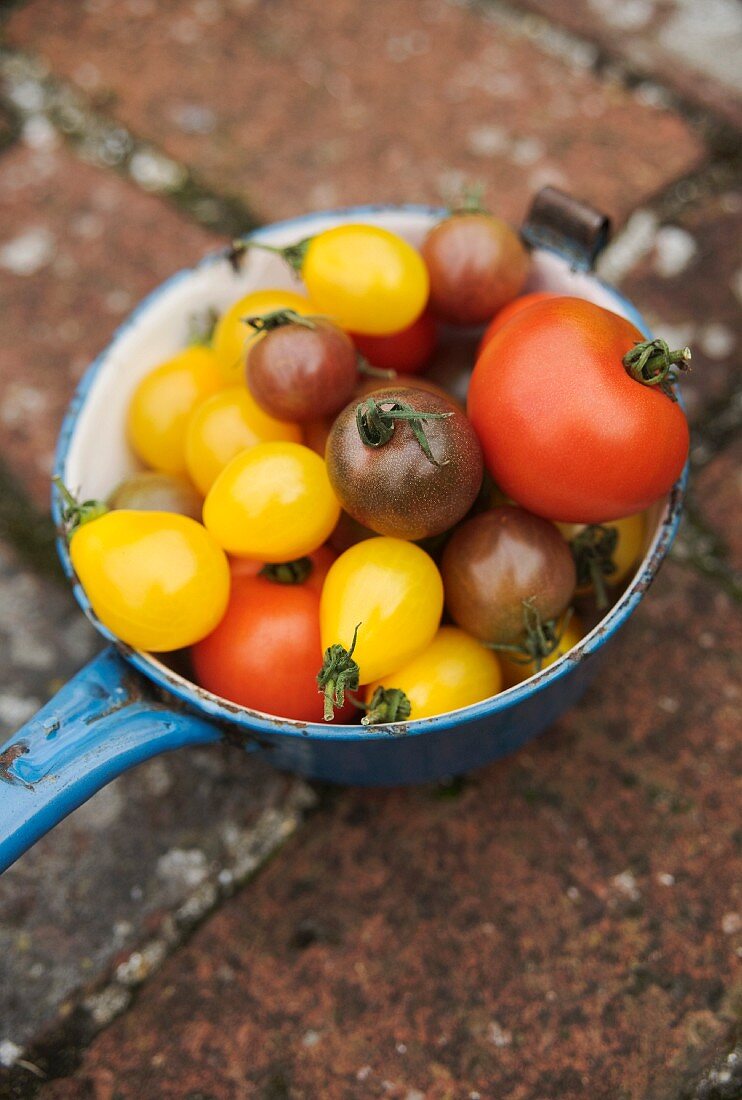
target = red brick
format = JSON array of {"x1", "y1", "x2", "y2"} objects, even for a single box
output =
[
  {"x1": 7, "y1": 0, "x2": 705, "y2": 227},
  {"x1": 0, "y1": 140, "x2": 218, "y2": 506},
  {"x1": 694, "y1": 439, "x2": 742, "y2": 572},
  {"x1": 514, "y1": 0, "x2": 742, "y2": 129},
  {"x1": 36, "y1": 562, "x2": 741, "y2": 1099},
  {"x1": 617, "y1": 190, "x2": 741, "y2": 423}
]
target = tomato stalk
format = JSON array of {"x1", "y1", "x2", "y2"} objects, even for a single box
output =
[
  {"x1": 53, "y1": 477, "x2": 107, "y2": 534},
  {"x1": 448, "y1": 183, "x2": 489, "y2": 217},
  {"x1": 187, "y1": 307, "x2": 219, "y2": 347},
  {"x1": 622, "y1": 338, "x2": 691, "y2": 401},
  {"x1": 356, "y1": 356, "x2": 397, "y2": 381},
  {"x1": 487, "y1": 599, "x2": 572, "y2": 672},
  {"x1": 317, "y1": 622, "x2": 361, "y2": 721},
  {"x1": 360, "y1": 686, "x2": 412, "y2": 726},
  {"x1": 355, "y1": 397, "x2": 452, "y2": 467},
  {"x1": 259, "y1": 557, "x2": 313, "y2": 585},
  {"x1": 234, "y1": 236, "x2": 312, "y2": 275},
  {"x1": 569, "y1": 525, "x2": 618, "y2": 610},
  {"x1": 244, "y1": 308, "x2": 319, "y2": 333}
]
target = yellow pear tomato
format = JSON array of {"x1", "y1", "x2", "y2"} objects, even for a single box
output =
[
  {"x1": 203, "y1": 441, "x2": 340, "y2": 562},
  {"x1": 365, "y1": 626, "x2": 502, "y2": 721},
  {"x1": 319, "y1": 537, "x2": 443, "y2": 688},
  {"x1": 212, "y1": 288, "x2": 313, "y2": 382},
  {"x1": 127, "y1": 346, "x2": 224, "y2": 475},
  {"x1": 300, "y1": 225, "x2": 429, "y2": 335},
  {"x1": 185, "y1": 386, "x2": 301, "y2": 496},
  {"x1": 68, "y1": 509, "x2": 230, "y2": 652},
  {"x1": 499, "y1": 614, "x2": 584, "y2": 688}
]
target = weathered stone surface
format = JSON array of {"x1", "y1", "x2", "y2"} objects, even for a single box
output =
[
  {"x1": 693, "y1": 439, "x2": 742, "y2": 573},
  {"x1": 6, "y1": 0, "x2": 704, "y2": 228},
  {"x1": 600, "y1": 188, "x2": 742, "y2": 424},
  {"x1": 0, "y1": 139, "x2": 218, "y2": 506},
  {"x1": 0, "y1": 534, "x2": 313, "y2": 1056},
  {"x1": 32, "y1": 563, "x2": 741, "y2": 1100},
  {"x1": 511, "y1": 0, "x2": 742, "y2": 128}
]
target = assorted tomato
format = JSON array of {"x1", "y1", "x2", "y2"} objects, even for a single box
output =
[{"x1": 59, "y1": 206, "x2": 689, "y2": 727}]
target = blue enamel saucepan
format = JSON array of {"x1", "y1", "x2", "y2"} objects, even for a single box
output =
[{"x1": 0, "y1": 194, "x2": 687, "y2": 873}]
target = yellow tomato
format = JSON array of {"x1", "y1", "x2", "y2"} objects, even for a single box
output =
[
  {"x1": 301, "y1": 225, "x2": 429, "y2": 335},
  {"x1": 366, "y1": 626, "x2": 501, "y2": 720},
  {"x1": 499, "y1": 614, "x2": 584, "y2": 687},
  {"x1": 212, "y1": 288, "x2": 313, "y2": 382},
  {"x1": 69, "y1": 510, "x2": 230, "y2": 652},
  {"x1": 185, "y1": 386, "x2": 301, "y2": 496},
  {"x1": 127, "y1": 346, "x2": 224, "y2": 475},
  {"x1": 203, "y1": 441, "x2": 340, "y2": 562},
  {"x1": 320, "y1": 537, "x2": 443, "y2": 685},
  {"x1": 556, "y1": 513, "x2": 646, "y2": 594}
]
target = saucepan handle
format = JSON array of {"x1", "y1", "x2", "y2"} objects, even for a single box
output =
[
  {"x1": 521, "y1": 186, "x2": 611, "y2": 270},
  {"x1": 0, "y1": 646, "x2": 223, "y2": 873}
]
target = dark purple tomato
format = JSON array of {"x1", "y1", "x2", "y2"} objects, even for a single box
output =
[
  {"x1": 247, "y1": 317, "x2": 358, "y2": 422},
  {"x1": 326, "y1": 386, "x2": 483, "y2": 541},
  {"x1": 441, "y1": 506, "x2": 576, "y2": 644},
  {"x1": 421, "y1": 213, "x2": 530, "y2": 326},
  {"x1": 108, "y1": 471, "x2": 202, "y2": 520}
]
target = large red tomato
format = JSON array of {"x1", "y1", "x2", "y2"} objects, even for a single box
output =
[
  {"x1": 477, "y1": 291, "x2": 557, "y2": 356},
  {"x1": 191, "y1": 576, "x2": 352, "y2": 723},
  {"x1": 468, "y1": 297, "x2": 689, "y2": 523}
]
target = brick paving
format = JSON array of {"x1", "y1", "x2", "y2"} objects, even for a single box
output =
[
  {"x1": 6, "y1": 0, "x2": 704, "y2": 226},
  {"x1": 0, "y1": 1, "x2": 739, "y2": 1097}
]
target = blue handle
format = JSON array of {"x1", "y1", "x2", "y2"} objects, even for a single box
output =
[{"x1": 0, "y1": 647, "x2": 224, "y2": 874}]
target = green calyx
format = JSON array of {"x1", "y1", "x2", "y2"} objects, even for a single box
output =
[
  {"x1": 259, "y1": 557, "x2": 314, "y2": 585},
  {"x1": 187, "y1": 307, "x2": 219, "y2": 347},
  {"x1": 243, "y1": 308, "x2": 318, "y2": 334},
  {"x1": 488, "y1": 599, "x2": 572, "y2": 672},
  {"x1": 360, "y1": 686, "x2": 412, "y2": 726},
  {"x1": 317, "y1": 622, "x2": 362, "y2": 722},
  {"x1": 622, "y1": 338, "x2": 691, "y2": 401},
  {"x1": 356, "y1": 355, "x2": 397, "y2": 381},
  {"x1": 53, "y1": 477, "x2": 107, "y2": 534},
  {"x1": 448, "y1": 183, "x2": 489, "y2": 217},
  {"x1": 355, "y1": 397, "x2": 452, "y2": 467},
  {"x1": 570, "y1": 524, "x2": 618, "y2": 611},
  {"x1": 225, "y1": 235, "x2": 313, "y2": 275}
]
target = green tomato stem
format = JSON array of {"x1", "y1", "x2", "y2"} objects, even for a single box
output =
[
  {"x1": 487, "y1": 599, "x2": 572, "y2": 672},
  {"x1": 360, "y1": 686, "x2": 412, "y2": 726},
  {"x1": 243, "y1": 309, "x2": 318, "y2": 333},
  {"x1": 622, "y1": 338, "x2": 691, "y2": 401},
  {"x1": 316, "y1": 622, "x2": 362, "y2": 721},
  {"x1": 356, "y1": 356, "x2": 397, "y2": 381},
  {"x1": 52, "y1": 477, "x2": 107, "y2": 534},
  {"x1": 247, "y1": 237, "x2": 313, "y2": 275},
  {"x1": 259, "y1": 557, "x2": 314, "y2": 585},
  {"x1": 355, "y1": 397, "x2": 452, "y2": 467},
  {"x1": 569, "y1": 525, "x2": 618, "y2": 611}
]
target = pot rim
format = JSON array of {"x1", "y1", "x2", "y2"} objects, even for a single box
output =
[{"x1": 52, "y1": 203, "x2": 688, "y2": 741}]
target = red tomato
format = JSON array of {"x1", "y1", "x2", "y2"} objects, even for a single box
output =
[
  {"x1": 478, "y1": 291, "x2": 557, "y2": 355},
  {"x1": 228, "y1": 544, "x2": 336, "y2": 593},
  {"x1": 191, "y1": 576, "x2": 352, "y2": 722},
  {"x1": 351, "y1": 312, "x2": 437, "y2": 375},
  {"x1": 468, "y1": 297, "x2": 690, "y2": 523}
]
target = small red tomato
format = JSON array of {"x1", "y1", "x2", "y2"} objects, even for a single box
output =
[
  {"x1": 228, "y1": 544, "x2": 336, "y2": 593},
  {"x1": 421, "y1": 212, "x2": 530, "y2": 325},
  {"x1": 351, "y1": 312, "x2": 437, "y2": 375},
  {"x1": 468, "y1": 297, "x2": 690, "y2": 523},
  {"x1": 478, "y1": 291, "x2": 558, "y2": 355},
  {"x1": 191, "y1": 575, "x2": 352, "y2": 723}
]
